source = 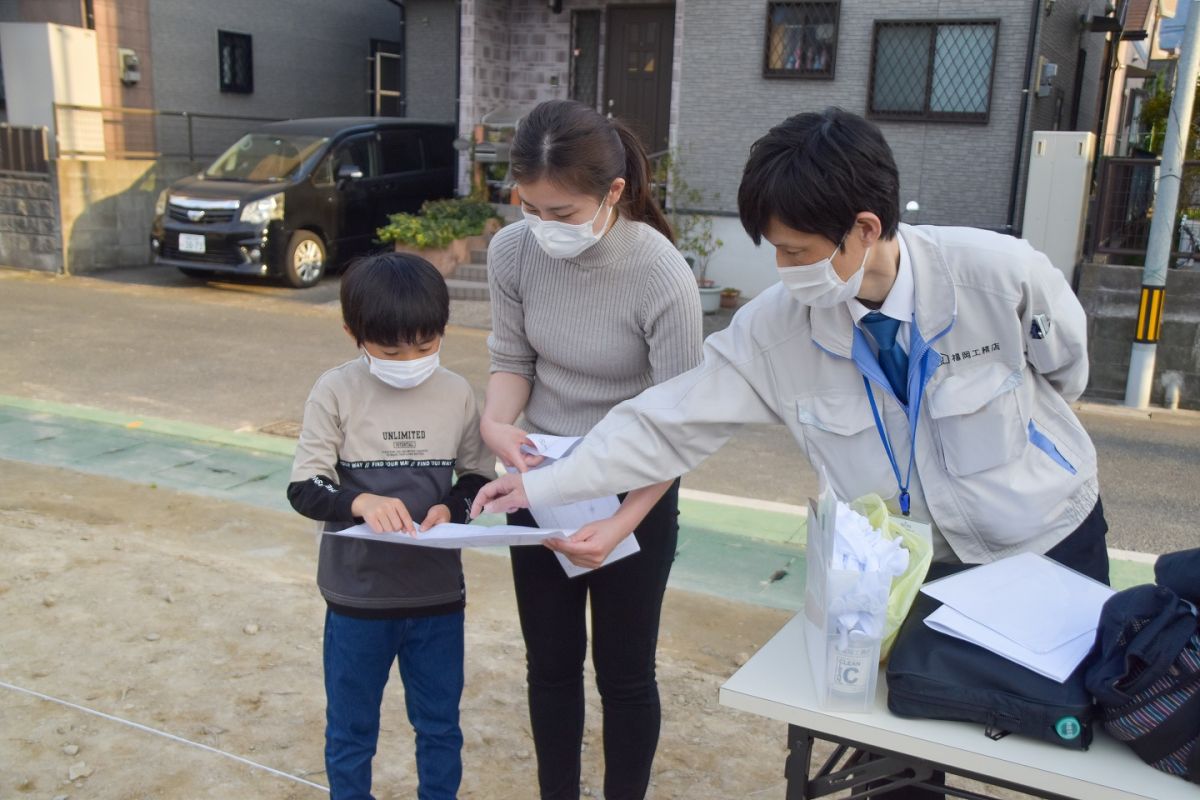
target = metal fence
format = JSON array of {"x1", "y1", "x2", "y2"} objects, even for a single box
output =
[
  {"x1": 0, "y1": 124, "x2": 50, "y2": 175},
  {"x1": 1090, "y1": 156, "x2": 1200, "y2": 266},
  {"x1": 53, "y1": 103, "x2": 282, "y2": 162}
]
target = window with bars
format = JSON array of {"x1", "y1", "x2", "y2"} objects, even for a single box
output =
[
  {"x1": 218, "y1": 30, "x2": 253, "y2": 94},
  {"x1": 570, "y1": 10, "x2": 601, "y2": 109},
  {"x1": 764, "y1": 2, "x2": 839, "y2": 79},
  {"x1": 869, "y1": 20, "x2": 998, "y2": 123}
]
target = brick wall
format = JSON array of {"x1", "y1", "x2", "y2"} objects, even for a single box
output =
[
  {"x1": 0, "y1": 172, "x2": 61, "y2": 272},
  {"x1": 93, "y1": 0, "x2": 156, "y2": 156},
  {"x1": 458, "y1": 0, "x2": 639, "y2": 193}
]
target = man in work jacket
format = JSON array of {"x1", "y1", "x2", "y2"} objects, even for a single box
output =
[{"x1": 472, "y1": 106, "x2": 1109, "y2": 586}]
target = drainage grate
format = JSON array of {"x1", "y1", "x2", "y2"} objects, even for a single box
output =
[{"x1": 259, "y1": 420, "x2": 303, "y2": 438}]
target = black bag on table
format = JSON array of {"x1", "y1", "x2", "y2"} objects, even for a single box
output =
[
  {"x1": 886, "y1": 587, "x2": 1096, "y2": 750},
  {"x1": 1084, "y1": 548, "x2": 1200, "y2": 782}
]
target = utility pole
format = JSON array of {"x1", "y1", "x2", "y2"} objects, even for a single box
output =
[{"x1": 1125, "y1": 0, "x2": 1200, "y2": 408}]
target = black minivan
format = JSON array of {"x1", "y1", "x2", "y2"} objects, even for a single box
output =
[{"x1": 151, "y1": 118, "x2": 455, "y2": 288}]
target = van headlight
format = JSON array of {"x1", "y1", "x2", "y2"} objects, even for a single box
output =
[
  {"x1": 155, "y1": 188, "x2": 170, "y2": 217},
  {"x1": 240, "y1": 193, "x2": 285, "y2": 225}
]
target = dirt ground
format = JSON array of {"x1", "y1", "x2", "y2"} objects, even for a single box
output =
[{"x1": 0, "y1": 459, "x2": 797, "y2": 799}]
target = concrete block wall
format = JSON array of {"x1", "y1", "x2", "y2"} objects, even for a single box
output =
[
  {"x1": 56, "y1": 157, "x2": 200, "y2": 274},
  {"x1": 1077, "y1": 262, "x2": 1200, "y2": 409},
  {"x1": 0, "y1": 173, "x2": 61, "y2": 272}
]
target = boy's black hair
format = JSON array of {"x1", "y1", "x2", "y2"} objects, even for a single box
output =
[
  {"x1": 340, "y1": 252, "x2": 449, "y2": 346},
  {"x1": 738, "y1": 107, "x2": 900, "y2": 247}
]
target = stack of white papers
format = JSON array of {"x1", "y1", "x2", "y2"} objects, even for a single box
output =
[
  {"x1": 517, "y1": 434, "x2": 640, "y2": 578},
  {"x1": 328, "y1": 521, "x2": 573, "y2": 549},
  {"x1": 920, "y1": 552, "x2": 1115, "y2": 682},
  {"x1": 330, "y1": 434, "x2": 639, "y2": 578}
]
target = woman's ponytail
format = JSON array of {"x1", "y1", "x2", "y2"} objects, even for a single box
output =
[
  {"x1": 510, "y1": 99, "x2": 674, "y2": 243},
  {"x1": 611, "y1": 120, "x2": 673, "y2": 243}
]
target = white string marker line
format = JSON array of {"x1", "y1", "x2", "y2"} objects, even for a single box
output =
[{"x1": 0, "y1": 679, "x2": 329, "y2": 794}]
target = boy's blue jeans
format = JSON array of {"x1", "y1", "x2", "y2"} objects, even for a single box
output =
[{"x1": 323, "y1": 608, "x2": 465, "y2": 800}]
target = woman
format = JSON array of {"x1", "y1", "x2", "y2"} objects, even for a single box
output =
[{"x1": 481, "y1": 99, "x2": 703, "y2": 800}]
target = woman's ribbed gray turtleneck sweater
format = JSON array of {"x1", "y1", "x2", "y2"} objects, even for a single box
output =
[{"x1": 486, "y1": 214, "x2": 704, "y2": 437}]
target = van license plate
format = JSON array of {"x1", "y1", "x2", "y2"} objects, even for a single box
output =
[{"x1": 178, "y1": 233, "x2": 206, "y2": 254}]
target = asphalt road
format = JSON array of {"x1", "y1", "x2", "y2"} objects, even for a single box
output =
[{"x1": 3, "y1": 266, "x2": 1198, "y2": 556}]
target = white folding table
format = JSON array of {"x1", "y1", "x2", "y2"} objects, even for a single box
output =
[{"x1": 719, "y1": 614, "x2": 1197, "y2": 800}]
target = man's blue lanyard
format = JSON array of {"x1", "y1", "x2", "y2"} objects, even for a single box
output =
[{"x1": 861, "y1": 354, "x2": 929, "y2": 516}]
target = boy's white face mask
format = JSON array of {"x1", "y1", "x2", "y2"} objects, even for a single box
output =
[
  {"x1": 366, "y1": 351, "x2": 439, "y2": 389},
  {"x1": 524, "y1": 201, "x2": 612, "y2": 260},
  {"x1": 777, "y1": 238, "x2": 870, "y2": 308}
]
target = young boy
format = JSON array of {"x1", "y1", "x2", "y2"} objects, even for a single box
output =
[{"x1": 287, "y1": 252, "x2": 494, "y2": 800}]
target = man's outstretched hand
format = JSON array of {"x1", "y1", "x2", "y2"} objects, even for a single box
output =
[{"x1": 470, "y1": 472, "x2": 531, "y2": 518}]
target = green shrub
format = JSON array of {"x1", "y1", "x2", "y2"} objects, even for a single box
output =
[{"x1": 377, "y1": 198, "x2": 501, "y2": 248}]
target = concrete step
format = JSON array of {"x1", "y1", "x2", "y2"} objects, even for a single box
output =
[
  {"x1": 455, "y1": 262, "x2": 488, "y2": 283},
  {"x1": 446, "y1": 278, "x2": 490, "y2": 302}
]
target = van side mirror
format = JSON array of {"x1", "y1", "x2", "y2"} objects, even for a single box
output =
[{"x1": 337, "y1": 164, "x2": 364, "y2": 182}]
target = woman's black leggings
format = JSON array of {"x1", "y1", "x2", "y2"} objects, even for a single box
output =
[{"x1": 507, "y1": 480, "x2": 680, "y2": 800}]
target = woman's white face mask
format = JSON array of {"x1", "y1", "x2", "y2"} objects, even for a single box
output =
[
  {"x1": 524, "y1": 201, "x2": 612, "y2": 260},
  {"x1": 777, "y1": 237, "x2": 870, "y2": 308}
]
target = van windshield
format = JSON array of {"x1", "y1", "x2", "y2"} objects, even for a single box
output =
[{"x1": 205, "y1": 134, "x2": 328, "y2": 182}]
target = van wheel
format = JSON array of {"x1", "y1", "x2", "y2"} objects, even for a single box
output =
[
  {"x1": 177, "y1": 267, "x2": 210, "y2": 280},
  {"x1": 284, "y1": 231, "x2": 326, "y2": 288}
]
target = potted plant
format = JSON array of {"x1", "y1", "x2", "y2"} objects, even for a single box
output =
[
  {"x1": 657, "y1": 151, "x2": 725, "y2": 313},
  {"x1": 720, "y1": 287, "x2": 741, "y2": 309},
  {"x1": 376, "y1": 198, "x2": 502, "y2": 276}
]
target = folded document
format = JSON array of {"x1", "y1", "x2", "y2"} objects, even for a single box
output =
[{"x1": 920, "y1": 552, "x2": 1115, "y2": 682}]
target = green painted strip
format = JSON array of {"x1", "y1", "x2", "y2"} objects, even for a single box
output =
[
  {"x1": 678, "y1": 496, "x2": 806, "y2": 548},
  {"x1": 0, "y1": 394, "x2": 297, "y2": 456},
  {"x1": 0, "y1": 397, "x2": 1164, "y2": 589}
]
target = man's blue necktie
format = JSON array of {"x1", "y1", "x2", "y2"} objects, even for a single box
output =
[{"x1": 861, "y1": 311, "x2": 909, "y2": 405}]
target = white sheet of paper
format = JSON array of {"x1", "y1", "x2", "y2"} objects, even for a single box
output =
[
  {"x1": 520, "y1": 433, "x2": 639, "y2": 577},
  {"x1": 327, "y1": 521, "x2": 568, "y2": 549},
  {"x1": 522, "y1": 433, "x2": 580, "y2": 461},
  {"x1": 920, "y1": 551, "x2": 1114, "y2": 653},
  {"x1": 925, "y1": 605, "x2": 1098, "y2": 682}
]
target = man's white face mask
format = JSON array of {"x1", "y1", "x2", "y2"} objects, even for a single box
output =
[
  {"x1": 524, "y1": 201, "x2": 612, "y2": 260},
  {"x1": 777, "y1": 237, "x2": 870, "y2": 308}
]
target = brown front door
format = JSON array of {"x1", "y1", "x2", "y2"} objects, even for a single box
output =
[{"x1": 604, "y1": 5, "x2": 675, "y2": 153}]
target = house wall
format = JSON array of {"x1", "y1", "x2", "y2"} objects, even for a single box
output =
[
  {"x1": 147, "y1": 0, "x2": 400, "y2": 157},
  {"x1": 407, "y1": 0, "x2": 459, "y2": 121},
  {"x1": 675, "y1": 0, "x2": 1040, "y2": 232},
  {"x1": 1015, "y1": 0, "x2": 1106, "y2": 227}
]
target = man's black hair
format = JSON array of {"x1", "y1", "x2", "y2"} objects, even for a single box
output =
[
  {"x1": 340, "y1": 252, "x2": 449, "y2": 346},
  {"x1": 738, "y1": 107, "x2": 900, "y2": 247}
]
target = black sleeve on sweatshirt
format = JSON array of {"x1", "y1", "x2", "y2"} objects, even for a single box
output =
[
  {"x1": 287, "y1": 474, "x2": 360, "y2": 523},
  {"x1": 441, "y1": 472, "x2": 492, "y2": 525}
]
